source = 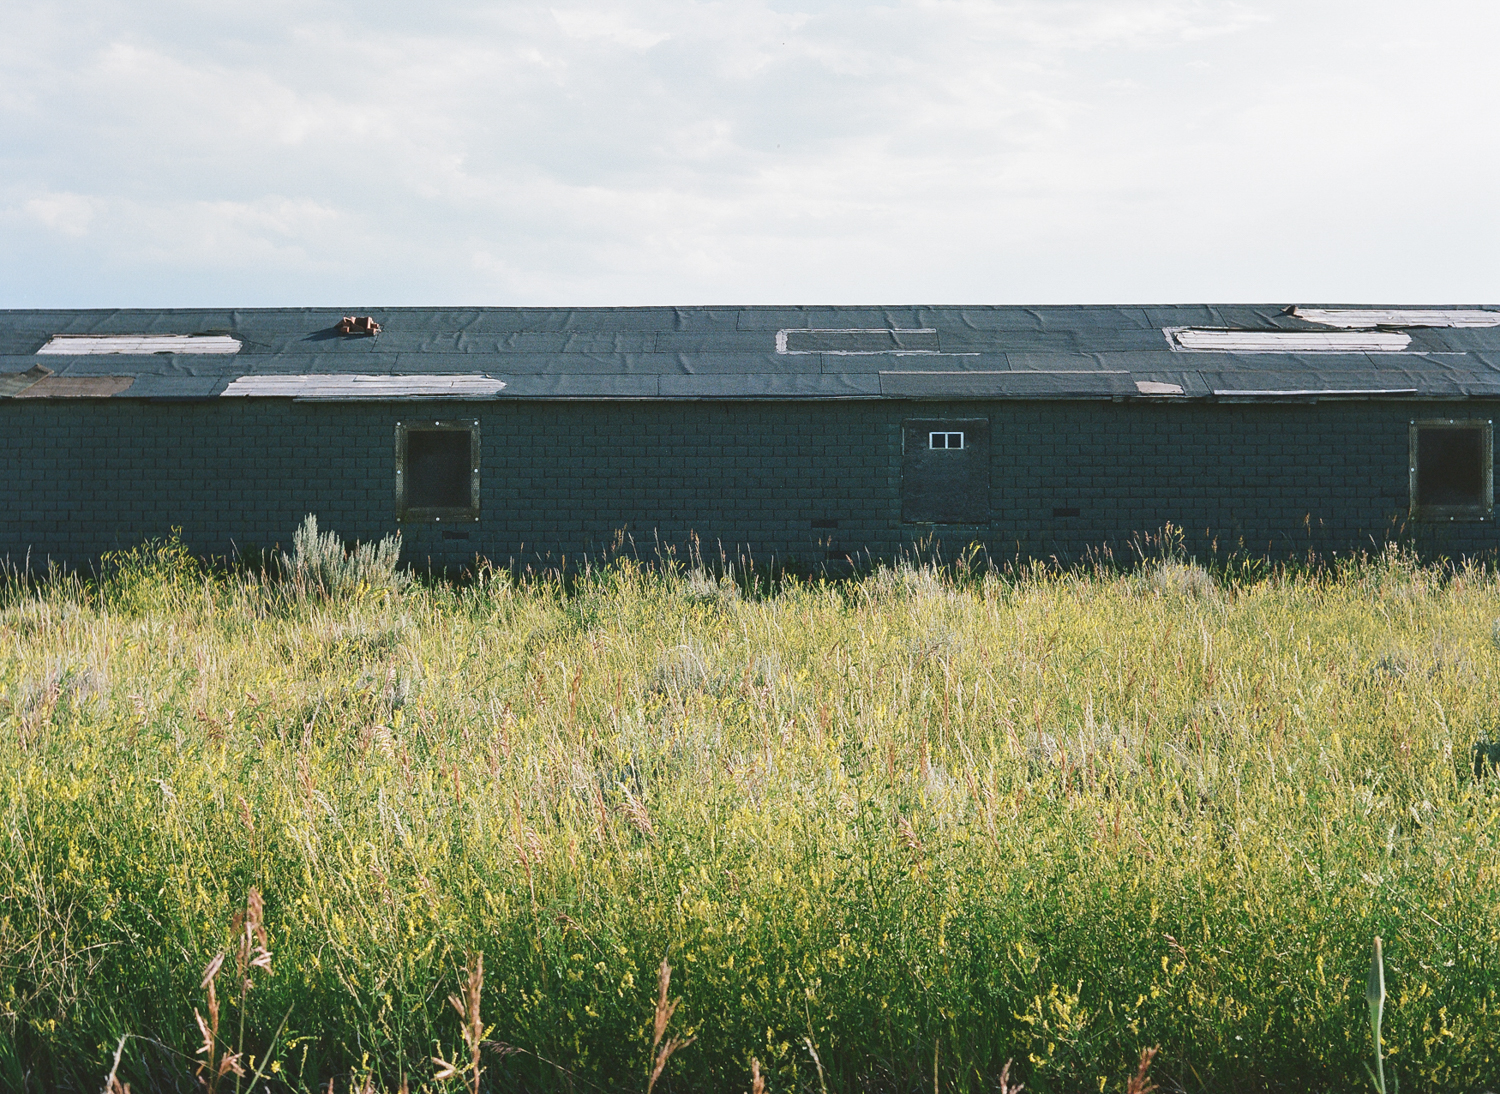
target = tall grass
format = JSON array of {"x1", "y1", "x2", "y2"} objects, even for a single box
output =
[{"x1": 2, "y1": 539, "x2": 1499, "y2": 1091}]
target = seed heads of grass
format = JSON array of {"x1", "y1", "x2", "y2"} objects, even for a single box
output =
[
  {"x1": 1124, "y1": 1046, "x2": 1158, "y2": 1094},
  {"x1": 647, "y1": 957, "x2": 694, "y2": 1094},
  {"x1": 432, "y1": 951, "x2": 485, "y2": 1094}
]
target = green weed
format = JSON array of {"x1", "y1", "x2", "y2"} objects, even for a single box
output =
[{"x1": 0, "y1": 542, "x2": 1498, "y2": 1091}]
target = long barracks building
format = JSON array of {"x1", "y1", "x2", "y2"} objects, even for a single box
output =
[{"x1": 3, "y1": 304, "x2": 1499, "y2": 569}]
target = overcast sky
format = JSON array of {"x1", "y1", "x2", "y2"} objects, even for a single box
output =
[{"x1": 1, "y1": 0, "x2": 1497, "y2": 307}]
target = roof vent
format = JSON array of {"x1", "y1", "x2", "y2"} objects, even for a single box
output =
[{"x1": 337, "y1": 316, "x2": 382, "y2": 336}]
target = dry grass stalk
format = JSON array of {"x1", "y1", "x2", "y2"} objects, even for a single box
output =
[
  {"x1": 192, "y1": 889, "x2": 273, "y2": 1094},
  {"x1": 1125, "y1": 1046, "x2": 1159, "y2": 1094},
  {"x1": 434, "y1": 951, "x2": 485, "y2": 1094},
  {"x1": 515, "y1": 826, "x2": 545, "y2": 868},
  {"x1": 232, "y1": 887, "x2": 272, "y2": 992},
  {"x1": 194, "y1": 952, "x2": 242, "y2": 1093},
  {"x1": 997, "y1": 1058, "x2": 1023, "y2": 1094},
  {"x1": 622, "y1": 789, "x2": 656, "y2": 839},
  {"x1": 803, "y1": 1037, "x2": 829, "y2": 1094},
  {"x1": 897, "y1": 815, "x2": 923, "y2": 855},
  {"x1": 646, "y1": 957, "x2": 694, "y2": 1094},
  {"x1": 103, "y1": 1034, "x2": 131, "y2": 1094}
]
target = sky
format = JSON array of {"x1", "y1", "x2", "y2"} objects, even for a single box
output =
[{"x1": 1, "y1": 0, "x2": 1497, "y2": 307}]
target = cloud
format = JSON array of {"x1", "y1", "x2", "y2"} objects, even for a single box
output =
[
  {"x1": 0, "y1": 0, "x2": 1496, "y2": 305},
  {"x1": 23, "y1": 191, "x2": 95, "y2": 236}
]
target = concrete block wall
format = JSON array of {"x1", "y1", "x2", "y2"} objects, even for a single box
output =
[{"x1": 1, "y1": 398, "x2": 1495, "y2": 572}]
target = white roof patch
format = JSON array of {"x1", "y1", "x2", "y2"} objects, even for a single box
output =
[
  {"x1": 38, "y1": 334, "x2": 242, "y2": 355},
  {"x1": 1166, "y1": 328, "x2": 1412, "y2": 353},
  {"x1": 1290, "y1": 308, "x2": 1500, "y2": 329},
  {"x1": 1135, "y1": 380, "x2": 1184, "y2": 395},
  {"x1": 221, "y1": 374, "x2": 506, "y2": 399}
]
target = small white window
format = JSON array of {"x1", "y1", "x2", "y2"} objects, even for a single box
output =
[{"x1": 929, "y1": 431, "x2": 964, "y2": 450}]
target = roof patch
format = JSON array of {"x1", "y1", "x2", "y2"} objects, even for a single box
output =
[
  {"x1": 220, "y1": 374, "x2": 506, "y2": 399},
  {"x1": 777, "y1": 328, "x2": 944, "y2": 355},
  {"x1": 1213, "y1": 388, "x2": 1419, "y2": 399},
  {"x1": 1289, "y1": 307, "x2": 1500, "y2": 329},
  {"x1": 0, "y1": 363, "x2": 53, "y2": 397},
  {"x1": 14, "y1": 376, "x2": 135, "y2": 398},
  {"x1": 1166, "y1": 328, "x2": 1412, "y2": 353},
  {"x1": 37, "y1": 334, "x2": 242, "y2": 355}
]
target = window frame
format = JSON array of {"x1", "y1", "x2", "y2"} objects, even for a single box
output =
[
  {"x1": 395, "y1": 419, "x2": 481, "y2": 523},
  {"x1": 1409, "y1": 418, "x2": 1493, "y2": 522},
  {"x1": 929, "y1": 431, "x2": 965, "y2": 450}
]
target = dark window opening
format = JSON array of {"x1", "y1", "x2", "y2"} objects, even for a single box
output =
[
  {"x1": 903, "y1": 418, "x2": 989, "y2": 524},
  {"x1": 408, "y1": 431, "x2": 470, "y2": 508},
  {"x1": 396, "y1": 420, "x2": 479, "y2": 522},
  {"x1": 1411, "y1": 420, "x2": 1492, "y2": 520}
]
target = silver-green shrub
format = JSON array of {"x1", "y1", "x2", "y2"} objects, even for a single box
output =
[{"x1": 280, "y1": 514, "x2": 410, "y2": 600}]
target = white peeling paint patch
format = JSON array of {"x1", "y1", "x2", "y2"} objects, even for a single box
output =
[
  {"x1": 1166, "y1": 328, "x2": 1411, "y2": 353},
  {"x1": 1135, "y1": 380, "x2": 1184, "y2": 395},
  {"x1": 38, "y1": 334, "x2": 243, "y2": 355},
  {"x1": 221, "y1": 374, "x2": 506, "y2": 398},
  {"x1": 1289, "y1": 308, "x2": 1500, "y2": 329}
]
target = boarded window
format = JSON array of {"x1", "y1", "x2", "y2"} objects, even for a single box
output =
[
  {"x1": 1410, "y1": 420, "x2": 1492, "y2": 520},
  {"x1": 902, "y1": 418, "x2": 989, "y2": 524},
  {"x1": 396, "y1": 420, "x2": 480, "y2": 522}
]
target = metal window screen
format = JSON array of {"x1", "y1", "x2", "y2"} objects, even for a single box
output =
[
  {"x1": 396, "y1": 420, "x2": 480, "y2": 522},
  {"x1": 1410, "y1": 420, "x2": 1492, "y2": 520},
  {"x1": 407, "y1": 431, "x2": 470, "y2": 508}
]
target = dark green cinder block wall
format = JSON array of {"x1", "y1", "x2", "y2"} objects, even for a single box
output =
[{"x1": 2, "y1": 399, "x2": 1495, "y2": 570}]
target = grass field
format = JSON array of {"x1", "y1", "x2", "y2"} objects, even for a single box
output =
[{"x1": 3, "y1": 532, "x2": 1500, "y2": 1092}]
